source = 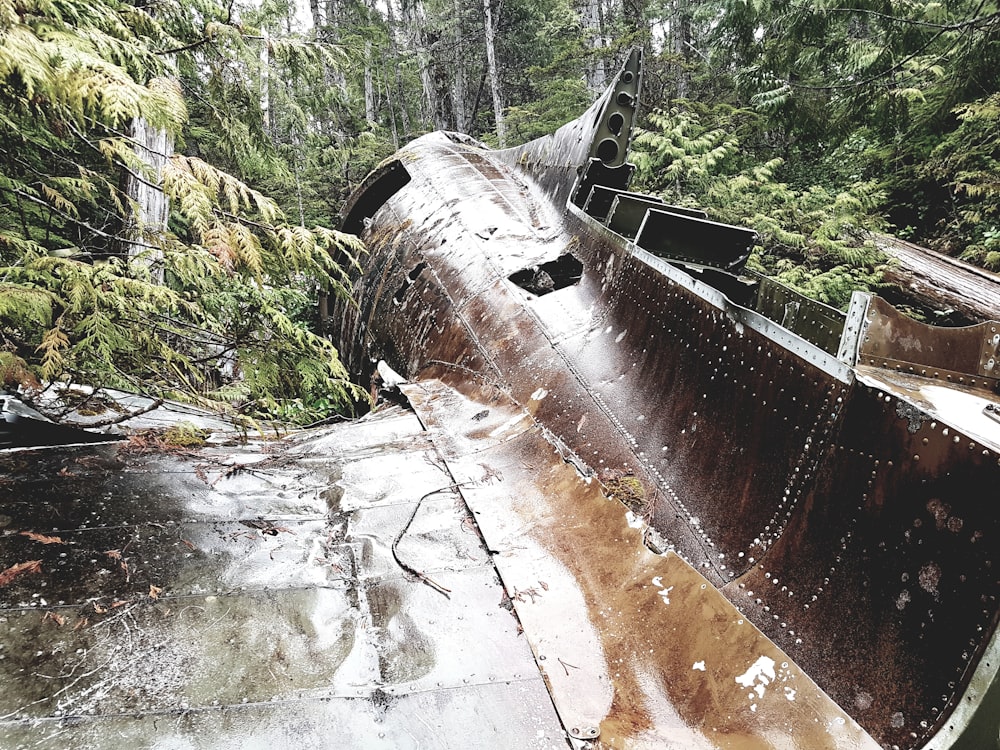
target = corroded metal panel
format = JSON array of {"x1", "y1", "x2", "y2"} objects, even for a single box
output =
[
  {"x1": 723, "y1": 378, "x2": 1000, "y2": 749},
  {"x1": 859, "y1": 296, "x2": 1000, "y2": 391},
  {"x1": 753, "y1": 271, "x2": 848, "y2": 356},
  {"x1": 404, "y1": 378, "x2": 880, "y2": 750}
]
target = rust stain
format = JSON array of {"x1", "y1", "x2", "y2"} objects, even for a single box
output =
[{"x1": 405, "y1": 378, "x2": 880, "y2": 749}]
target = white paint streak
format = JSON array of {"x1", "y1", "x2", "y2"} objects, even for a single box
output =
[
  {"x1": 692, "y1": 661, "x2": 706, "y2": 672},
  {"x1": 488, "y1": 413, "x2": 529, "y2": 439}
]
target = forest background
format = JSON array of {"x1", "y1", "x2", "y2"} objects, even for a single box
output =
[{"x1": 0, "y1": 0, "x2": 998, "y2": 423}]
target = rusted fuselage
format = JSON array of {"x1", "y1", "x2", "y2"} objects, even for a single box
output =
[{"x1": 333, "y1": 51, "x2": 1000, "y2": 750}]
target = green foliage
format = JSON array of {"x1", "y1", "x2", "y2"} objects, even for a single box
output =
[
  {"x1": 633, "y1": 105, "x2": 746, "y2": 196},
  {"x1": 0, "y1": 0, "x2": 367, "y2": 423},
  {"x1": 710, "y1": 0, "x2": 1000, "y2": 260},
  {"x1": 633, "y1": 103, "x2": 888, "y2": 307},
  {"x1": 499, "y1": 0, "x2": 597, "y2": 145},
  {"x1": 754, "y1": 257, "x2": 884, "y2": 311},
  {"x1": 506, "y1": 76, "x2": 591, "y2": 144},
  {"x1": 920, "y1": 92, "x2": 1000, "y2": 266}
]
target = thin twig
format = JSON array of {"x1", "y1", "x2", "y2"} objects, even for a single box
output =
[{"x1": 391, "y1": 484, "x2": 472, "y2": 598}]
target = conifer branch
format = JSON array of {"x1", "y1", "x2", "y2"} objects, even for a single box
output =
[
  {"x1": 792, "y1": 5, "x2": 1000, "y2": 32},
  {"x1": 0, "y1": 185, "x2": 162, "y2": 253}
]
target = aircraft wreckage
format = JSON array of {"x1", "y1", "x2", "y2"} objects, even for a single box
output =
[{"x1": 331, "y1": 50, "x2": 1000, "y2": 749}]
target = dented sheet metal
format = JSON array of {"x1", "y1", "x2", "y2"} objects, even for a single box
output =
[{"x1": 0, "y1": 408, "x2": 566, "y2": 749}]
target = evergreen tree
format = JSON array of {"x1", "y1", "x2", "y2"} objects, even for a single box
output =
[{"x1": 0, "y1": 0, "x2": 366, "y2": 422}]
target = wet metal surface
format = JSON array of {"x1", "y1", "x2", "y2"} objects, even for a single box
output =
[
  {"x1": 404, "y1": 378, "x2": 879, "y2": 749},
  {"x1": 332, "y1": 49, "x2": 1000, "y2": 750},
  {"x1": 0, "y1": 407, "x2": 566, "y2": 749}
]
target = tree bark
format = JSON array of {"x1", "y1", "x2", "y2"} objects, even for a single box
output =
[
  {"x1": 364, "y1": 39, "x2": 376, "y2": 124},
  {"x1": 451, "y1": 0, "x2": 468, "y2": 132},
  {"x1": 384, "y1": 0, "x2": 413, "y2": 136},
  {"x1": 402, "y1": 0, "x2": 440, "y2": 128},
  {"x1": 309, "y1": 0, "x2": 323, "y2": 30},
  {"x1": 260, "y1": 28, "x2": 272, "y2": 136},
  {"x1": 483, "y1": 0, "x2": 506, "y2": 146},
  {"x1": 124, "y1": 118, "x2": 171, "y2": 284},
  {"x1": 873, "y1": 233, "x2": 1000, "y2": 324},
  {"x1": 579, "y1": 0, "x2": 606, "y2": 92},
  {"x1": 623, "y1": 0, "x2": 648, "y2": 50},
  {"x1": 670, "y1": 0, "x2": 692, "y2": 99}
]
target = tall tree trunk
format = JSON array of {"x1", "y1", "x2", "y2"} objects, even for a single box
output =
[
  {"x1": 670, "y1": 0, "x2": 692, "y2": 99},
  {"x1": 124, "y1": 118, "x2": 170, "y2": 284},
  {"x1": 402, "y1": 0, "x2": 440, "y2": 127},
  {"x1": 624, "y1": 0, "x2": 649, "y2": 50},
  {"x1": 364, "y1": 40, "x2": 376, "y2": 124},
  {"x1": 309, "y1": 0, "x2": 323, "y2": 30},
  {"x1": 384, "y1": 0, "x2": 413, "y2": 136},
  {"x1": 579, "y1": 0, "x2": 607, "y2": 92},
  {"x1": 383, "y1": 75, "x2": 400, "y2": 149},
  {"x1": 260, "y1": 28, "x2": 272, "y2": 136},
  {"x1": 483, "y1": 0, "x2": 506, "y2": 146},
  {"x1": 429, "y1": 41, "x2": 454, "y2": 130},
  {"x1": 451, "y1": 0, "x2": 468, "y2": 132},
  {"x1": 322, "y1": 0, "x2": 348, "y2": 97}
]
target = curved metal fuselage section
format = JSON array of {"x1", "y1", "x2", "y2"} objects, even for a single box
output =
[{"x1": 333, "y1": 60, "x2": 1000, "y2": 750}]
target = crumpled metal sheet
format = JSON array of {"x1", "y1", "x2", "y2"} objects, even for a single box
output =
[
  {"x1": 0, "y1": 407, "x2": 566, "y2": 749},
  {"x1": 403, "y1": 378, "x2": 880, "y2": 749}
]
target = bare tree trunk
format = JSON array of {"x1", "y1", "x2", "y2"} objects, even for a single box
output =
[
  {"x1": 579, "y1": 0, "x2": 607, "y2": 92},
  {"x1": 364, "y1": 40, "x2": 376, "y2": 124},
  {"x1": 483, "y1": 0, "x2": 506, "y2": 147},
  {"x1": 402, "y1": 0, "x2": 439, "y2": 127},
  {"x1": 670, "y1": 0, "x2": 691, "y2": 99},
  {"x1": 624, "y1": 0, "x2": 648, "y2": 49},
  {"x1": 322, "y1": 0, "x2": 348, "y2": 97},
  {"x1": 260, "y1": 28, "x2": 272, "y2": 136},
  {"x1": 384, "y1": 0, "x2": 413, "y2": 136},
  {"x1": 383, "y1": 75, "x2": 400, "y2": 149},
  {"x1": 452, "y1": 0, "x2": 468, "y2": 132},
  {"x1": 124, "y1": 118, "x2": 170, "y2": 284}
]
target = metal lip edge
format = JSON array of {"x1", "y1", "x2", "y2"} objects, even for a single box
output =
[
  {"x1": 566, "y1": 200, "x2": 855, "y2": 384},
  {"x1": 920, "y1": 615, "x2": 1000, "y2": 749},
  {"x1": 0, "y1": 438, "x2": 123, "y2": 454},
  {"x1": 853, "y1": 368, "x2": 1000, "y2": 454},
  {"x1": 635, "y1": 246, "x2": 854, "y2": 383}
]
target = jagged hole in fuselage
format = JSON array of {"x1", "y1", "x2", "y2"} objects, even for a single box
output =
[{"x1": 508, "y1": 253, "x2": 584, "y2": 297}]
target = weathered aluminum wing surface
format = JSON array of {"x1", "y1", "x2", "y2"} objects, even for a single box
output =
[{"x1": 0, "y1": 408, "x2": 567, "y2": 748}]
